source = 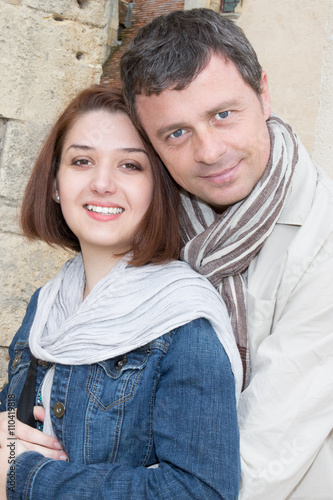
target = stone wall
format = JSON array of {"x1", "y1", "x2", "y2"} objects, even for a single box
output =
[
  {"x1": 0, "y1": 0, "x2": 117, "y2": 387},
  {"x1": 237, "y1": 0, "x2": 331, "y2": 165},
  {"x1": 313, "y1": 0, "x2": 333, "y2": 174}
]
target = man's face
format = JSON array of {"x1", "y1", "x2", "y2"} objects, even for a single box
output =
[{"x1": 136, "y1": 55, "x2": 271, "y2": 212}]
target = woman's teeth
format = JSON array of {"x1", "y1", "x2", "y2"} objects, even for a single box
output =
[{"x1": 86, "y1": 205, "x2": 124, "y2": 215}]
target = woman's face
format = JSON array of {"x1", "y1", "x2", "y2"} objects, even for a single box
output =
[{"x1": 56, "y1": 110, "x2": 154, "y2": 260}]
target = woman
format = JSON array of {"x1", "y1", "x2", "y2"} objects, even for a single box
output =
[{"x1": 0, "y1": 86, "x2": 242, "y2": 499}]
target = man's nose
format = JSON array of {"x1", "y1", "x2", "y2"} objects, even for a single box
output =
[{"x1": 193, "y1": 128, "x2": 227, "y2": 165}]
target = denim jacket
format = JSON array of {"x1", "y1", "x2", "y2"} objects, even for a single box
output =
[{"x1": 1, "y1": 290, "x2": 240, "y2": 499}]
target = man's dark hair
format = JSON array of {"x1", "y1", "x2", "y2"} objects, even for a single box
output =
[{"x1": 121, "y1": 8, "x2": 263, "y2": 128}]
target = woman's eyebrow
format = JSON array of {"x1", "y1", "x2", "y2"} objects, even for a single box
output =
[
  {"x1": 64, "y1": 145, "x2": 149, "y2": 157},
  {"x1": 116, "y1": 147, "x2": 149, "y2": 156},
  {"x1": 65, "y1": 144, "x2": 95, "y2": 152}
]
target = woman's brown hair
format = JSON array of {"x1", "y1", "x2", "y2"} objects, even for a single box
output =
[{"x1": 21, "y1": 85, "x2": 181, "y2": 266}]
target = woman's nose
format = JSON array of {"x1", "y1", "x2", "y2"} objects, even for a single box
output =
[{"x1": 90, "y1": 165, "x2": 116, "y2": 194}]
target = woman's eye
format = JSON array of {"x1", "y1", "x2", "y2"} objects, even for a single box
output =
[
  {"x1": 169, "y1": 129, "x2": 185, "y2": 139},
  {"x1": 72, "y1": 158, "x2": 91, "y2": 166},
  {"x1": 119, "y1": 163, "x2": 140, "y2": 171},
  {"x1": 215, "y1": 111, "x2": 231, "y2": 121}
]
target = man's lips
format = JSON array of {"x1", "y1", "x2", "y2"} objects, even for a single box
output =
[{"x1": 200, "y1": 161, "x2": 241, "y2": 184}]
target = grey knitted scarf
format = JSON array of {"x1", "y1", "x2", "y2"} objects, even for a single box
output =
[{"x1": 180, "y1": 116, "x2": 298, "y2": 388}]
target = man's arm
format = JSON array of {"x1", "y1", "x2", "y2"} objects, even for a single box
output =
[{"x1": 239, "y1": 233, "x2": 333, "y2": 499}]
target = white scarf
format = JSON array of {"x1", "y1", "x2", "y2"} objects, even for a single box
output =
[{"x1": 29, "y1": 254, "x2": 243, "y2": 399}]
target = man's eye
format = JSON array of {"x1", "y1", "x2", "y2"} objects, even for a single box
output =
[
  {"x1": 170, "y1": 129, "x2": 185, "y2": 139},
  {"x1": 215, "y1": 111, "x2": 231, "y2": 120}
]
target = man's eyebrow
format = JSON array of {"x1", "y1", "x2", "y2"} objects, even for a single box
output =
[
  {"x1": 205, "y1": 100, "x2": 238, "y2": 115},
  {"x1": 157, "y1": 123, "x2": 186, "y2": 139},
  {"x1": 156, "y1": 100, "x2": 239, "y2": 139}
]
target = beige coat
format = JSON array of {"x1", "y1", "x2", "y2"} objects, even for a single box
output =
[{"x1": 239, "y1": 141, "x2": 333, "y2": 499}]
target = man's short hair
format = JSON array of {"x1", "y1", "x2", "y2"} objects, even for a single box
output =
[{"x1": 121, "y1": 8, "x2": 263, "y2": 128}]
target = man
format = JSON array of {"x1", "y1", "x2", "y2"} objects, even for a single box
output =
[{"x1": 120, "y1": 8, "x2": 333, "y2": 500}]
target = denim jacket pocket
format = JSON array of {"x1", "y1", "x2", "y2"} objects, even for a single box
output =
[
  {"x1": 85, "y1": 347, "x2": 151, "y2": 411},
  {"x1": 8, "y1": 341, "x2": 32, "y2": 399}
]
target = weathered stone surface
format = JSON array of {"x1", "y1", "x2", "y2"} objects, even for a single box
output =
[
  {"x1": 0, "y1": 119, "x2": 48, "y2": 201},
  {"x1": 0, "y1": 3, "x2": 106, "y2": 123},
  {"x1": 0, "y1": 348, "x2": 10, "y2": 391},
  {"x1": 23, "y1": 0, "x2": 112, "y2": 27},
  {"x1": 184, "y1": 0, "x2": 210, "y2": 8},
  {"x1": 0, "y1": 199, "x2": 21, "y2": 235},
  {"x1": 1, "y1": 0, "x2": 22, "y2": 5},
  {"x1": 313, "y1": 0, "x2": 333, "y2": 178},
  {"x1": 105, "y1": 0, "x2": 118, "y2": 53},
  {"x1": 238, "y1": 0, "x2": 330, "y2": 156},
  {"x1": 209, "y1": 0, "x2": 221, "y2": 12},
  {"x1": 0, "y1": 233, "x2": 71, "y2": 346},
  {"x1": 22, "y1": 0, "x2": 117, "y2": 60},
  {"x1": 0, "y1": 118, "x2": 7, "y2": 151}
]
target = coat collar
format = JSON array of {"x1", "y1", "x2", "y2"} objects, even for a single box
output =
[{"x1": 278, "y1": 140, "x2": 317, "y2": 226}]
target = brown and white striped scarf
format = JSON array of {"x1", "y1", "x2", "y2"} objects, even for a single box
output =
[{"x1": 180, "y1": 116, "x2": 298, "y2": 388}]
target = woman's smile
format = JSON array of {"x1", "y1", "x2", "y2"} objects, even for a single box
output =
[{"x1": 56, "y1": 110, "x2": 154, "y2": 261}]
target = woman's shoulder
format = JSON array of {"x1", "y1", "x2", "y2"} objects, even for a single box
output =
[
  {"x1": 157, "y1": 319, "x2": 236, "y2": 398},
  {"x1": 166, "y1": 318, "x2": 232, "y2": 371},
  {"x1": 9, "y1": 288, "x2": 41, "y2": 347}
]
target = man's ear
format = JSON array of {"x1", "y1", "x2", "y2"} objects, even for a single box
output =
[{"x1": 260, "y1": 71, "x2": 271, "y2": 120}]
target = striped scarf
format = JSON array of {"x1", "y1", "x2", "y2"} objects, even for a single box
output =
[{"x1": 180, "y1": 116, "x2": 298, "y2": 388}]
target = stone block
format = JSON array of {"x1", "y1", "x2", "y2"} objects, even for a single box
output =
[
  {"x1": 0, "y1": 348, "x2": 10, "y2": 391},
  {"x1": 0, "y1": 118, "x2": 7, "y2": 151},
  {"x1": 0, "y1": 3, "x2": 106, "y2": 123},
  {"x1": 0, "y1": 119, "x2": 48, "y2": 200},
  {"x1": 0, "y1": 233, "x2": 71, "y2": 347},
  {"x1": 1, "y1": 0, "x2": 22, "y2": 5},
  {"x1": 0, "y1": 199, "x2": 21, "y2": 235},
  {"x1": 238, "y1": 0, "x2": 330, "y2": 156},
  {"x1": 184, "y1": 0, "x2": 210, "y2": 9},
  {"x1": 22, "y1": 0, "x2": 111, "y2": 28}
]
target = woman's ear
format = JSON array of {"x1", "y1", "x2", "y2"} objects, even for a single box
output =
[{"x1": 52, "y1": 181, "x2": 60, "y2": 203}]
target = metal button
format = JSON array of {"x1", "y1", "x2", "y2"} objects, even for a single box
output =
[
  {"x1": 53, "y1": 402, "x2": 66, "y2": 418},
  {"x1": 12, "y1": 353, "x2": 22, "y2": 368},
  {"x1": 114, "y1": 355, "x2": 127, "y2": 372},
  {"x1": 38, "y1": 360, "x2": 49, "y2": 367}
]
